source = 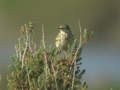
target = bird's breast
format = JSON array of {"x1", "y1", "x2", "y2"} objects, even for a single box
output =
[{"x1": 55, "y1": 32, "x2": 68, "y2": 48}]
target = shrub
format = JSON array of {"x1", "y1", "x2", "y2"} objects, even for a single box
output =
[{"x1": 7, "y1": 22, "x2": 93, "y2": 90}]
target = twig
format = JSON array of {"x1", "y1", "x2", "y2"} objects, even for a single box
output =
[
  {"x1": 18, "y1": 38, "x2": 22, "y2": 60},
  {"x1": 51, "y1": 60, "x2": 58, "y2": 90},
  {"x1": 71, "y1": 20, "x2": 82, "y2": 65},
  {"x1": 42, "y1": 24, "x2": 45, "y2": 49},
  {"x1": 71, "y1": 20, "x2": 82, "y2": 90},
  {"x1": 26, "y1": 67, "x2": 31, "y2": 90},
  {"x1": 42, "y1": 24, "x2": 48, "y2": 90},
  {"x1": 21, "y1": 24, "x2": 29, "y2": 69},
  {"x1": 28, "y1": 29, "x2": 32, "y2": 53}
]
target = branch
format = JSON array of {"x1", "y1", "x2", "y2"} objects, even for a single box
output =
[
  {"x1": 71, "y1": 20, "x2": 82, "y2": 90},
  {"x1": 42, "y1": 24, "x2": 49, "y2": 90},
  {"x1": 21, "y1": 24, "x2": 29, "y2": 69}
]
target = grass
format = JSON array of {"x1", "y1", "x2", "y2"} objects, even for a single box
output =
[{"x1": 7, "y1": 22, "x2": 93, "y2": 90}]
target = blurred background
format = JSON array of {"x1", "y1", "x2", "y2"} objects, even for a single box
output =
[{"x1": 0, "y1": 0, "x2": 120, "y2": 90}]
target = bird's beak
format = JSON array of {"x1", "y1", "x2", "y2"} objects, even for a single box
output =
[{"x1": 56, "y1": 28, "x2": 60, "y2": 30}]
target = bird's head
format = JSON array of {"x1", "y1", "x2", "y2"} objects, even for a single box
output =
[{"x1": 57, "y1": 24, "x2": 70, "y2": 33}]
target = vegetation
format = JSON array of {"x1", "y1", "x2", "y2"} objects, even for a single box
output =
[{"x1": 7, "y1": 22, "x2": 93, "y2": 90}]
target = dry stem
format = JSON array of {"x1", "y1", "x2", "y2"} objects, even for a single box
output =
[
  {"x1": 42, "y1": 24, "x2": 48, "y2": 90},
  {"x1": 51, "y1": 60, "x2": 58, "y2": 90},
  {"x1": 21, "y1": 24, "x2": 29, "y2": 69},
  {"x1": 71, "y1": 20, "x2": 82, "y2": 90}
]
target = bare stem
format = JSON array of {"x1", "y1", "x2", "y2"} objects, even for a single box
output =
[
  {"x1": 18, "y1": 38, "x2": 22, "y2": 60},
  {"x1": 51, "y1": 60, "x2": 58, "y2": 90},
  {"x1": 26, "y1": 67, "x2": 31, "y2": 90},
  {"x1": 21, "y1": 24, "x2": 29, "y2": 69},
  {"x1": 42, "y1": 24, "x2": 48, "y2": 90},
  {"x1": 71, "y1": 20, "x2": 82, "y2": 65},
  {"x1": 71, "y1": 20, "x2": 82, "y2": 90}
]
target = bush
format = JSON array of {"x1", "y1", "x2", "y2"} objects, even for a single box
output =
[{"x1": 7, "y1": 22, "x2": 93, "y2": 90}]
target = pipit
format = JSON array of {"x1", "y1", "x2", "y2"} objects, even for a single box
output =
[{"x1": 55, "y1": 24, "x2": 74, "y2": 52}]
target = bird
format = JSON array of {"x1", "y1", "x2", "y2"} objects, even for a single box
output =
[{"x1": 55, "y1": 24, "x2": 74, "y2": 52}]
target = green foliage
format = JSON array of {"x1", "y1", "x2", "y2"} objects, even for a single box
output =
[{"x1": 7, "y1": 22, "x2": 93, "y2": 90}]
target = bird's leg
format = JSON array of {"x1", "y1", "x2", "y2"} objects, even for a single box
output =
[{"x1": 57, "y1": 48, "x2": 61, "y2": 54}]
